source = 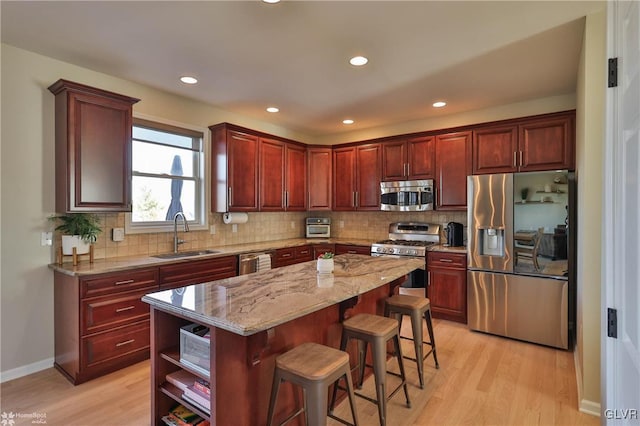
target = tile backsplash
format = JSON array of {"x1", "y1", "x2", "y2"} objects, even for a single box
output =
[{"x1": 54, "y1": 210, "x2": 467, "y2": 260}]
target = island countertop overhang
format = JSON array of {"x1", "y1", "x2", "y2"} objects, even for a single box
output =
[{"x1": 142, "y1": 254, "x2": 423, "y2": 336}]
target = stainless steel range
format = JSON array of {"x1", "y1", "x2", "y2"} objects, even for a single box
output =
[{"x1": 371, "y1": 222, "x2": 441, "y2": 257}]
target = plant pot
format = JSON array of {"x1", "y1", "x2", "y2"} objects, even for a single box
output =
[
  {"x1": 61, "y1": 235, "x2": 91, "y2": 255},
  {"x1": 316, "y1": 258, "x2": 334, "y2": 274}
]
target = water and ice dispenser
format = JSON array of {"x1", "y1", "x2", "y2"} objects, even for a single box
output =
[{"x1": 478, "y1": 228, "x2": 505, "y2": 257}]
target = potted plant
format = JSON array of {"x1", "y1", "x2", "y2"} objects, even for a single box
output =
[
  {"x1": 316, "y1": 252, "x2": 334, "y2": 274},
  {"x1": 520, "y1": 187, "x2": 529, "y2": 203},
  {"x1": 49, "y1": 213, "x2": 102, "y2": 255}
]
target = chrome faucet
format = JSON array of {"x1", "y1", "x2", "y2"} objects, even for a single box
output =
[{"x1": 173, "y1": 212, "x2": 189, "y2": 253}]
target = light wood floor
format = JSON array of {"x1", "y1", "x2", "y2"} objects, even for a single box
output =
[{"x1": 0, "y1": 320, "x2": 599, "y2": 426}]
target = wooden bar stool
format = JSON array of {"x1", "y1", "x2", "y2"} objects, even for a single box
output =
[
  {"x1": 267, "y1": 342, "x2": 359, "y2": 426},
  {"x1": 384, "y1": 295, "x2": 439, "y2": 389},
  {"x1": 331, "y1": 313, "x2": 410, "y2": 426}
]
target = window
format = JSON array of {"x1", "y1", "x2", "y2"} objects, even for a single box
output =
[{"x1": 125, "y1": 117, "x2": 207, "y2": 233}]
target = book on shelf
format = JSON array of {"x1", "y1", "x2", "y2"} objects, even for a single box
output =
[
  {"x1": 193, "y1": 377, "x2": 211, "y2": 397},
  {"x1": 165, "y1": 404, "x2": 209, "y2": 426},
  {"x1": 183, "y1": 385, "x2": 211, "y2": 412},
  {"x1": 166, "y1": 369, "x2": 197, "y2": 392}
]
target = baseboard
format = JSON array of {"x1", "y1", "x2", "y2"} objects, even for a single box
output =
[
  {"x1": 0, "y1": 357, "x2": 53, "y2": 383},
  {"x1": 573, "y1": 349, "x2": 601, "y2": 417}
]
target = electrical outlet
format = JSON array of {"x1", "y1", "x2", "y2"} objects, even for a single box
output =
[
  {"x1": 41, "y1": 232, "x2": 52, "y2": 246},
  {"x1": 232, "y1": 224, "x2": 238, "y2": 233},
  {"x1": 112, "y1": 228, "x2": 125, "y2": 242},
  {"x1": 290, "y1": 221, "x2": 295, "y2": 229},
  {"x1": 210, "y1": 225, "x2": 216, "y2": 235},
  {"x1": 339, "y1": 220, "x2": 344, "y2": 228}
]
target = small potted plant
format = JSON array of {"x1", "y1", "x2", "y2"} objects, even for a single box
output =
[
  {"x1": 49, "y1": 213, "x2": 102, "y2": 255},
  {"x1": 316, "y1": 252, "x2": 334, "y2": 274},
  {"x1": 520, "y1": 187, "x2": 529, "y2": 203}
]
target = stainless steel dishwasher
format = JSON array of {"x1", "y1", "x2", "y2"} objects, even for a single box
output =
[{"x1": 238, "y1": 251, "x2": 274, "y2": 275}]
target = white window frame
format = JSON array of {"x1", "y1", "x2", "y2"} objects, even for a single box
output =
[{"x1": 125, "y1": 113, "x2": 209, "y2": 234}]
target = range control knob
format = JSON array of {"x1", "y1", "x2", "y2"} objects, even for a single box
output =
[
  {"x1": 376, "y1": 247, "x2": 385, "y2": 253},
  {"x1": 408, "y1": 249, "x2": 417, "y2": 256}
]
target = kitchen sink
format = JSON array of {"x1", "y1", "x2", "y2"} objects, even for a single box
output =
[{"x1": 152, "y1": 249, "x2": 220, "y2": 259}]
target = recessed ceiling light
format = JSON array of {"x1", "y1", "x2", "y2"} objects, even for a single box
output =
[
  {"x1": 343, "y1": 119, "x2": 354, "y2": 125},
  {"x1": 266, "y1": 107, "x2": 279, "y2": 113},
  {"x1": 263, "y1": 0, "x2": 280, "y2": 3},
  {"x1": 180, "y1": 76, "x2": 198, "y2": 84},
  {"x1": 433, "y1": 101, "x2": 447, "y2": 108},
  {"x1": 349, "y1": 56, "x2": 368, "y2": 66}
]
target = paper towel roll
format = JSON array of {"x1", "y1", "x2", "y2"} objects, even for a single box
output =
[{"x1": 223, "y1": 212, "x2": 248, "y2": 224}]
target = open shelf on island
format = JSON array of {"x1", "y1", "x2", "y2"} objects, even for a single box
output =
[
  {"x1": 160, "y1": 381, "x2": 211, "y2": 419},
  {"x1": 160, "y1": 348, "x2": 211, "y2": 381}
]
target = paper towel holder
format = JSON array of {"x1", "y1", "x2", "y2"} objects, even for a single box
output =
[{"x1": 222, "y1": 212, "x2": 249, "y2": 225}]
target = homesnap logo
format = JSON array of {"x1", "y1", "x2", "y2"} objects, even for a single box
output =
[
  {"x1": 1, "y1": 412, "x2": 47, "y2": 425},
  {"x1": 1, "y1": 412, "x2": 15, "y2": 426}
]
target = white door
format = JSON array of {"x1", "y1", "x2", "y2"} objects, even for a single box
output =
[{"x1": 603, "y1": 0, "x2": 640, "y2": 424}]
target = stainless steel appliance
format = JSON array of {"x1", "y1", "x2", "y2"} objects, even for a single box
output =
[
  {"x1": 467, "y1": 172, "x2": 575, "y2": 349},
  {"x1": 306, "y1": 217, "x2": 331, "y2": 238},
  {"x1": 371, "y1": 222, "x2": 439, "y2": 292},
  {"x1": 238, "y1": 251, "x2": 273, "y2": 275},
  {"x1": 380, "y1": 180, "x2": 434, "y2": 211}
]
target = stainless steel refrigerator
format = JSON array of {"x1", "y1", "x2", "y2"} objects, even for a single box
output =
[{"x1": 467, "y1": 172, "x2": 575, "y2": 350}]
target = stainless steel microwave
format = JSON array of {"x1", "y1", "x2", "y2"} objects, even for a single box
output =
[{"x1": 380, "y1": 179, "x2": 434, "y2": 211}]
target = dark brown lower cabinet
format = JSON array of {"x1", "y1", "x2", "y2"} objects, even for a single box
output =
[
  {"x1": 54, "y1": 268, "x2": 158, "y2": 384},
  {"x1": 273, "y1": 245, "x2": 313, "y2": 267},
  {"x1": 427, "y1": 251, "x2": 467, "y2": 323},
  {"x1": 334, "y1": 244, "x2": 371, "y2": 255}
]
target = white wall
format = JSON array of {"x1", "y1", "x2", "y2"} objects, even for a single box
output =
[
  {"x1": 0, "y1": 44, "x2": 307, "y2": 379},
  {"x1": 575, "y1": 9, "x2": 606, "y2": 414}
]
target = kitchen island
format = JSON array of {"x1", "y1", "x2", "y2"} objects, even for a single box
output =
[{"x1": 142, "y1": 254, "x2": 423, "y2": 426}]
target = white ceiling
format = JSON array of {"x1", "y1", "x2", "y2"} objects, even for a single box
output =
[{"x1": 1, "y1": 1, "x2": 604, "y2": 137}]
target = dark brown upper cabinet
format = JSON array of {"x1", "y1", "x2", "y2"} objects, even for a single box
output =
[
  {"x1": 333, "y1": 143, "x2": 381, "y2": 211},
  {"x1": 49, "y1": 79, "x2": 139, "y2": 212},
  {"x1": 435, "y1": 131, "x2": 472, "y2": 211},
  {"x1": 472, "y1": 111, "x2": 575, "y2": 175},
  {"x1": 382, "y1": 135, "x2": 435, "y2": 181},
  {"x1": 307, "y1": 147, "x2": 333, "y2": 211},
  {"x1": 259, "y1": 138, "x2": 307, "y2": 211}
]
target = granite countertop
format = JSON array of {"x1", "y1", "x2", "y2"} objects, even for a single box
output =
[
  {"x1": 48, "y1": 237, "x2": 377, "y2": 277},
  {"x1": 142, "y1": 254, "x2": 423, "y2": 336},
  {"x1": 429, "y1": 244, "x2": 467, "y2": 254}
]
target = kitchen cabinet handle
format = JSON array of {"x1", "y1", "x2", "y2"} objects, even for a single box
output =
[
  {"x1": 115, "y1": 306, "x2": 135, "y2": 313},
  {"x1": 114, "y1": 279, "x2": 134, "y2": 286},
  {"x1": 428, "y1": 271, "x2": 431, "y2": 286},
  {"x1": 115, "y1": 339, "x2": 135, "y2": 347},
  {"x1": 355, "y1": 192, "x2": 359, "y2": 207},
  {"x1": 228, "y1": 187, "x2": 233, "y2": 207},
  {"x1": 406, "y1": 163, "x2": 410, "y2": 177},
  {"x1": 519, "y1": 151, "x2": 523, "y2": 167},
  {"x1": 282, "y1": 253, "x2": 292, "y2": 257},
  {"x1": 439, "y1": 258, "x2": 453, "y2": 263},
  {"x1": 299, "y1": 250, "x2": 309, "y2": 254},
  {"x1": 513, "y1": 151, "x2": 517, "y2": 167}
]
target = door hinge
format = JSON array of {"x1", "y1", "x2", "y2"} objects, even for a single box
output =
[
  {"x1": 608, "y1": 58, "x2": 618, "y2": 88},
  {"x1": 607, "y1": 308, "x2": 618, "y2": 338}
]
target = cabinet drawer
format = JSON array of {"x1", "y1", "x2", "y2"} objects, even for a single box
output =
[
  {"x1": 427, "y1": 251, "x2": 466, "y2": 269},
  {"x1": 274, "y1": 247, "x2": 297, "y2": 267},
  {"x1": 295, "y1": 245, "x2": 313, "y2": 262},
  {"x1": 159, "y1": 256, "x2": 237, "y2": 289},
  {"x1": 313, "y1": 243, "x2": 335, "y2": 258},
  {"x1": 81, "y1": 269, "x2": 158, "y2": 298},
  {"x1": 82, "y1": 291, "x2": 150, "y2": 335},
  {"x1": 334, "y1": 244, "x2": 370, "y2": 255},
  {"x1": 82, "y1": 320, "x2": 150, "y2": 368}
]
